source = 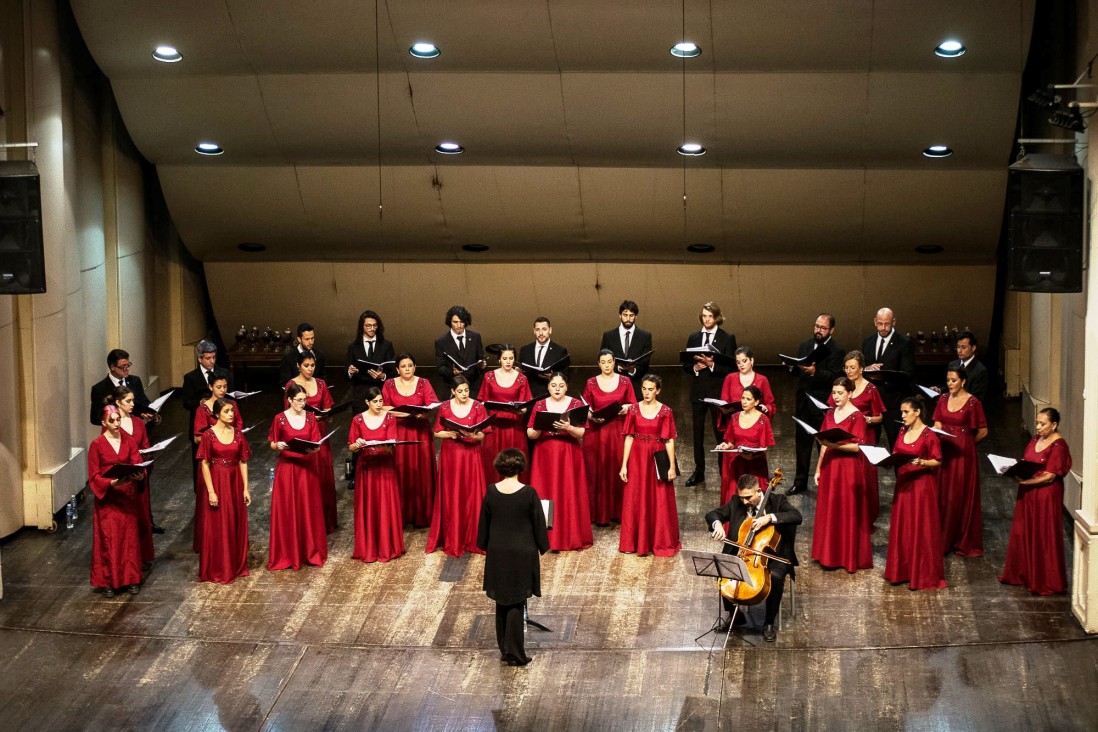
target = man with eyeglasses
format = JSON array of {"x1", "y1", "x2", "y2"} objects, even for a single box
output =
[
  {"x1": 89, "y1": 349, "x2": 151, "y2": 425},
  {"x1": 790, "y1": 313, "x2": 844, "y2": 494},
  {"x1": 346, "y1": 310, "x2": 396, "y2": 412}
]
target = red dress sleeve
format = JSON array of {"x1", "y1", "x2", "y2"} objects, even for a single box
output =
[
  {"x1": 87, "y1": 437, "x2": 111, "y2": 500},
  {"x1": 268, "y1": 414, "x2": 283, "y2": 444},
  {"x1": 970, "y1": 397, "x2": 987, "y2": 430},
  {"x1": 932, "y1": 396, "x2": 946, "y2": 424},
  {"x1": 420, "y1": 378, "x2": 439, "y2": 404},
  {"x1": 720, "y1": 373, "x2": 735, "y2": 403},
  {"x1": 758, "y1": 374, "x2": 778, "y2": 418},
  {"x1": 621, "y1": 405, "x2": 637, "y2": 437},
  {"x1": 516, "y1": 374, "x2": 533, "y2": 402},
  {"x1": 238, "y1": 432, "x2": 252, "y2": 462},
  {"x1": 1045, "y1": 439, "x2": 1072, "y2": 477},
  {"x1": 922, "y1": 430, "x2": 942, "y2": 461},
  {"x1": 231, "y1": 399, "x2": 244, "y2": 429},
  {"x1": 193, "y1": 405, "x2": 210, "y2": 437},
  {"x1": 383, "y1": 413, "x2": 397, "y2": 440},
  {"x1": 306, "y1": 413, "x2": 322, "y2": 441},
  {"x1": 867, "y1": 386, "x2": 885, "y2": 418},
  {"x1": 197, "y1": 430, "x2": 214, "y2": 462},
  {"x1": 435, "y1": 402, "x2": 451, "y2": 432},
  {"x1": 621, "y1": 379, "x2": 638, "y2": 405},
  {"x1": 526, "y1": 400, "x2": 544, "y2": 430},
  {"x1": 658, "y1": 405, "x2": 678, "y2": 440},
  {"x1": 348, "y1": 414, "x2": 365, "y2": 445},
  {"x1": 759, "y1": 415, "x2": 776, "y2": 448},
  {"x1": 381, "y1": 380, "x2": 396, "y2": 405}
]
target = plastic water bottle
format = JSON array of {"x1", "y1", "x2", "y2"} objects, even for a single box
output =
[
  {"x1": 268, "y1": 467, "x2": 275, "y2": 487},
  {"x1": 70, "y1": 495, "x2": 78, "y2": 521},
  {"x1": 65, "y1": 497, "x2": 75, "y2": 530},
  {"x1": 523, "y1": 604, "x2": 529, "y2": 635}
]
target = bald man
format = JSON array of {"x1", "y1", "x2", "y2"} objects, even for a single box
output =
[{"x1": 861, "y1": 307, "x2": 915, "y2": 447}]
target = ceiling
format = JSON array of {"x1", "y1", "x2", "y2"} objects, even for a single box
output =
[{"x1": 70, "y1": 0, "x2": 1034, "y2": 264}]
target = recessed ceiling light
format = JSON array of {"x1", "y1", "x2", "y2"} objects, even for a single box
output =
[
  {"x1": 922, "y1": 145, "x2": 953, "y2": 158},
  {"x1": 152, "y1": 45, "x2": 182, "y2": 63},
  {"x1": 435, "y1": 142, "x2": 464, "y2": 154},
  {"x1": 687, "y1": 243, "x2": 715, "y2": 253},
  {"x1": 670, "y1": 42, "x2": 701, "y2": 58},
  {"x1": 462, "y1": 244, "x2": 489, "y2": 253},
  {"x1": 934, "y1": 40, "x2": 966, "y2": 58},
  {"x1": 677, "y1": 143, "x2": 706, "y2": 156},
  {"x1": 409, "y1": 42, "x2": 440, "y2": 59},
  {"x1": 915, "y1": 244, "x2": 944, "y2": 254},
  {"x1": 195, "y1": 141, "x2": 224, "y2": 156},
  {"x1": 238, "y1": 242, "x2": 266, "y2": 253}
]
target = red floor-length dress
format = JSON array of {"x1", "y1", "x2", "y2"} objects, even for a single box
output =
[
  {"x1": 426, "y1": 400, "x2": 490, "y2": 557},
  {"x1": 528, "y1": 397, "x2": 593, "y2": 552},
  {"x1": 479, "y1": 369, "x2": 533, "y2": 483},
  {"x1": 196, "y1": 428, "x2": 251, "y2": 583},
  {"x1": 267, "y1": 412, "x2": 328, "y2": 570},
  {"x1": 118, "y1": 416, "x2": 154, "y2": 562},
  {"x1": 88, "y1": 434, "x2": 144, "y2": 590},
  {"x1": 884, "y1": 427, "x2": 947, "y2": 590},
  {"x1": 933, "y1": 395, "x2": 987, "y2": 556},
  {"x1": 383, "y1": 377, "x2": 439, "y2": 527},
  {"x1": 348, "y1": 412, "x2": 405, "y2": 562},
  {"x1": 811, "y1": 409, "x2": 872, "y2": 572},
  {"x1": 619, "y1": 403, "x2": 681, "y2": 557},
  {"x1": 999, "y1": 437, "x2": 1072, "y2": 595},
  {"x1": 832, "y1": 381, "x2": 886, "y2": 524},
  {"x1": 719, "y1": 371, "x2": 778, "y2": 425},
  {"x1": 582, "y1": 374, "x2": 636, "y2": 525},
  {"x1": 718, "y1": 411, "x2": 775, "y2": 505},
  {"x1": 286, "y1": 379, "x2": 337, "y2": 533},
  {"x1": 192, "y1": 400, "x2": 243, "y2": 552}
]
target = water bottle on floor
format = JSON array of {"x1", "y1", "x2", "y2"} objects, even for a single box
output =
[{"x1": 65, "y1": 497, "x2": 75, "y2": 530}]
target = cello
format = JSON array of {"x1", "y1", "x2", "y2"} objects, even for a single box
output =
[{"x1": 718, "y1": 468, "x2": 788, "y2": 605}]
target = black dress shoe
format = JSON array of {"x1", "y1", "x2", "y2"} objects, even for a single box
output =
[
  {"x1": 685, "y1": 472, "x2": 705, "y2": 487},
  {"x1": 763, "y1": 623, "x2": 777, "y2": 642},
  {"x1": 151, "y1": 522, "x2": 166, "y2": 534},
  {"x1": 786, "y1": 483, "x2": 807, "y2": 495}
]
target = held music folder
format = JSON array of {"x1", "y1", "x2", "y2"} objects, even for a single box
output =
[
  {"x1": 679, "y1": 347, "x2": 735, "y2": 368},
  {"x1": 304, "y1": 401, "x2": 353, "y2": 417},
  {"x1": 446, "y1": 353, "x2": 483, "y2": 373},
  {"x1": 792, "y1": 416, "x2": 856, "y2": 444},
  {"x1": 858, "y1": 444, "x2": 914, "y2": 468},
  {"x1": 440, "y1": 414, "x2": 495, "y2": 433},
  {"x1": 393, "y1": 402, "x2": 444, "y2": 417},
  {"x1": 140, "y1": 435, "x2": 179, "y2": 455},
  {"x1": 615, "y1": 350, "x2": 654, "y2": 368},
  {"x1": 521, "y1": 353, "x2": 572, "y2": 374},
  {"x1": 484, "y1": 398, "x2": 538, "y2": 413},
  {"x1": 285, "y1": 428, "x2": 339, "y2": 453},
  {"x1": 532, "y1": 405, "x2": 590, "y2": 431},
  {"x1": 102, "y1": 460, "x2": 153, "y2": 480},
  {"x1": 987, "y1": 454, "x2": 1044, "y2": 479},
  {"x1": 134, "y1": 389, "x2": 175, "y2": 417},
  {"x1": 225, "y1": 389, "x2": 261, "y2": 400},
  {"x1": 703, "y1": 397, "x2": 743, "y2": 414},
  {"x1": 589, "y1": 401, "x2": 625, "y2": 421},
  {"x1": 778, "y1": 349, "x2": 827, "y2": 368}
]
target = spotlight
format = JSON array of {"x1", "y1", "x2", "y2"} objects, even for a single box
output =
[
  {"x1": 1049, "y1": 106, "x2": 1086, "y2": 132},
  {"x1": 1026, "y1": 88, "x2": 1061, "y2": 110}
]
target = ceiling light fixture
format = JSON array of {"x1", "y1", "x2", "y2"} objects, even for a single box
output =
[
  {"x1": 922, "y1": 145, "x2": 953, "y2": 158},
  {"x1": 409, "y1": 42, "x2": 440, "y2": 59},
  {"x1": 435, "y1": 142, "x2": 464, "y2": 154},
  {"x1": 152, "y1": 45, "x2": 182, "y2": 63},
  {"x1": 687, "y1": 243, "x2": 715, "y2": 253},
  {"x1": 677, "y1": 143, "x2": 706, "y2": 156},
  {"x1": 462, "y1": 244, "x2": 489, "y2": 253},
  {"x1": 915, "y1": 244, "x2": 944, "y2": 254},
  {"x1": 670, "y1": 42, "x2": 701, "y2": 58},
  {"x1": 194, "y1": 141, "x2": 224, "y2": 156},
  {"x1": 237, "y1": 242, "x2": 266, "y2": 253},
  {"x1": 934, "y1": 40, "x2": 966, "y2": 58}
]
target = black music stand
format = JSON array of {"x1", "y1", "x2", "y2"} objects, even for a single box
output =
[{"x1": 682, "y1": 549, "x2": 750, "y2": 646}]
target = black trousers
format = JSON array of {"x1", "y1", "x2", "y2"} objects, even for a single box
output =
[
  {"x1": 722, "y1": 564, "x2": 791, "y2": 626},
  {"x1": 691, "y1": 400, "x2": 722, "y2": 473},
  {"x1": 495, "y1": 602, "x2": 529, "y2": 664},
  {"x1": 794, "y1": 398, "x2": 825, "y2": 486},
  {"x1": 880, "y1": 407, "x2": 901, "y2": 450}
]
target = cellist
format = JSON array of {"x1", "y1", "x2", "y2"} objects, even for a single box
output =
[{"x1": 705, "y1": 473, "x2": 802, "y2": 642}]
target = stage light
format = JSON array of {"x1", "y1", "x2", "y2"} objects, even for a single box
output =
[
  {"x1": 152, "y1": 45, "x2": 182, "y2": 63},
  {"x1": 435, "y1": 142, "x2": 464, "y2": 154},
  {"x1": 1049, "y1": 107, "x2": 1086, "y2": 132},
  {"x1": 195, "y1": 142, "x2": 224, "y2": 155},
  {"x1": 934, "y1": 40, "x2": 966, "y2": 58},
  {"x1": 677, "y1": 143, "x2": 706, "y2": 156},
  {"x1": 922, "y1": 145, "x2": 953, "y2": 158},
  {"x1": 409, "y1": 42, "x2": 440, "y2": 59},
  {"x1": 670, "y1": 42, "x2": 701, "y2": 58},
  {"x1": 1026, "y1": 88, "x2": 1061, "y2": 109}
]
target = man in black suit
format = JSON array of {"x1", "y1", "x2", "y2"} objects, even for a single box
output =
[
  {"x1": 682, "y1": 302, "x2": 737, "y2": 487},
  {"x1": 519, "y1": 316, "x2": 570, "y2": 398},
  {"x1": 181, "y1": 339, "x2": 225, "y2": 491},
  {"x1": 705, "y1": 474, "x2": 801, "y2": 642},
  {"x1": 279, "y1": 322, "x2": 327, "y2": 385},
  {"x1": 791, "y1": 313, "x2": 844, "y2": 493},
  {"x1": 435, "y1": 305, "x2": 486, "y2": 398},
  {"x1": 950, "y1": 331, "x2": 989, "y2": 403},
  {"x1": 345, "y1": 309, "x2": 396, "y2": 412},
  {"x1": 598, "y1": 299, "x2": 653, "y2": 399},
  {"x1": 89, "y1": 348, "x2": 150, "y2": 425},
  {"x1": 862, "y1": 307, "x2": 916, "y2": 447}
]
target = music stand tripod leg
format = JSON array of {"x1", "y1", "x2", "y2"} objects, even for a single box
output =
[{"x1": 524, "y1": 600, "x2": 552, "y2": 632}]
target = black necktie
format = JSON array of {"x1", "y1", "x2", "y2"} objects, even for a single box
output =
[
  {"x1": 624, "y1": 329, "x2": 631, "y2": 354},
  {"x1": 749, "y1": 506, "x2": 757, "y2": 518},
  {"x1": 120, "y1": 378, "x2": 127, "y2": 388},
  {"x1": 537, "y1": 345, "x2": 545, "y2": 367},
  {"x1": 367, "y1": 340, "x2": 374, "y2": 358},
  {"x1": 458, "y1": 335, "x2": 465, "y2": 353},
  {"x1": 876, "y1": 338, "x2": 884, "y2": 362},
  {"x1": 703, "y1": 332, "x2": 711, "y2": 348}
]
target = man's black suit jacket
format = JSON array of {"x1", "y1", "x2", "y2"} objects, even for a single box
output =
[
  {"x1": 346, "y1": 338, "x2": 396, "y2": 408},
  {"x1": 949, "y1": 357, "x2": 989, "y2": 403},
  {"x1": 518, "y1": 341, "x2": 570, "y2": 398},
  {"x1": 861, "y1": 330, "x2": 916, "y2": 409},
  {"x1": 795, "y1": 337, "x2": 844, "y2": 417},
  {"x1": 89, "y1": 374, "x2": 150, "y2": 425},
  {"x1": 599, "y1": 326, "x2": 653, "y2": 395},
  {"x1": 279, "y1": 346, "x2": 327, "y2": 385},
  {"x1": 681, "y1": 329, "x2": 737, "y2": 401},
  {"x1": 704, "y1": 490, "x2": 802, "y2": 568},
  {"x1": 181, "y1": 367, "x2": 235, "y2": 413},
  {"x1": 435, "y1": 329, "x2": 486, "y2": 396}
]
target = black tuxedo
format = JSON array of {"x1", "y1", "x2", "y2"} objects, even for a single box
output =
[
  {"x1": 518, "y1": 340, "x2": 570, "y2": 398},
  {"x1": 599, "y1": 325, "x2": 653, "y2": 398},
  {"x1": 704, "y1": 490, "x2": 801, "y2": 625},
  {"x1": 181, "y1": 366, "x2": 234, "y2": 480},
  {"x1": 862, "y1": 330, "x2": 916, "y2": 447},
  {"x1": 682, "y1": 328, "x2": 737, "y2": 474},
  {"x1": 949, "y1": 357, "x2": 989, "y2": 403},
  {"x1": 346, "y1": 337, "x2": 396, "y2": 411},
  {"x1": 435, "y1": 329, "x2": 486, "y2": 398},
  {"x1": 793, "y1": 336, "x2": 844, "y2": 487},
  {"x1": 279, "y1": 346, "x2": 327, "y2": 385},
  {"x1": 89, "y1": 374, "x2": 150, "y2": 426}
]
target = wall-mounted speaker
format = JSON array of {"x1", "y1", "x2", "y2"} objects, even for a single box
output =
[
  {"x1": 1006, "y1": 154, "x2": 1083, "y2": 294},
  {"x1": 0, "y1": 161, "x2": 46, "y2": 294}
]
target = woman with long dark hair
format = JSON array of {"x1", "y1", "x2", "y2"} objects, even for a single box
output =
[{"x1": 197, "y1": 398, "x2": 251, "y2": 583}]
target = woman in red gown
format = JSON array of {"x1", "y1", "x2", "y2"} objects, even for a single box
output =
[
  {"x1": 619, "y1": 374, "x2": 680, "y2": 556},
  {"x1": 582, "y1": 349, "x2": 636, "y2": 525},
  {"x1": 268, "y1": 383, "x2": 327, "y2": 570},
  {"x1": 109, "y1": 386, "x2": 154, "y2": 565},
  {"x1": 480, "y1": 345, "x2": 533, "y2": 483},
  {"x1": 836, "y1": 351, "x2": 886, "y2": 524},
  {"x1": 348, "y1": 387, "x2": 405, "y2": 562},
  {"x1": 885, "y1": 396, "x2": 946, "y2": 590},
  {"x1": 719, "y1": 347, "x2": 777, "y2": 424},
  {"x1": 383, "y1": 353, "x2": 440, "y2": 527},
  {"x1": 88, "y1": 405, "x2": 146, "y2": 597},
  {"x1": 527, "y1": 372, "x2": 592, "y2": 551},
  {"x1": 810, "y1": 377, "x2": 871, "y2": 572},
  {"x1": 197, "y1": 398, "x2": 252, "y2": 583},
  {"x1": 999, "y1": 407, "x2": 1072, "y2": 595},
  {"x1": 715, "y1": 385, "x2": 775, "y2": 505},
  {"x1": 193, "y1": 370, "x2": 242, "y2": 552},
  {"x1": 427, "y1": 375, "x2": 490, "y2": 557},
  {"x1": 932, "y1": 366, "x2": 988, "y2": 557},
  {"x1": 285, "y1": 351, "x2": 337, "y2": 533}
]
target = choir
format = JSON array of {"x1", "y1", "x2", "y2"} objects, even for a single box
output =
[{"x1": 85, "y1": 304, "x2": 1072, "y2": 616}]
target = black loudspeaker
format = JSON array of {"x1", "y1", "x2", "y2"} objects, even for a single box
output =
[
  {"x1": 0, "y1": 161, "x2": 46, "y2": 294},
  {"x1": 1006, "y1": 154, "x2": 1084, "y2": 293}
]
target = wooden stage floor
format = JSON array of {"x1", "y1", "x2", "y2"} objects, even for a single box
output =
[{"x1": 0, "y1": 366, "x2": 1095, "y2": 731}]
